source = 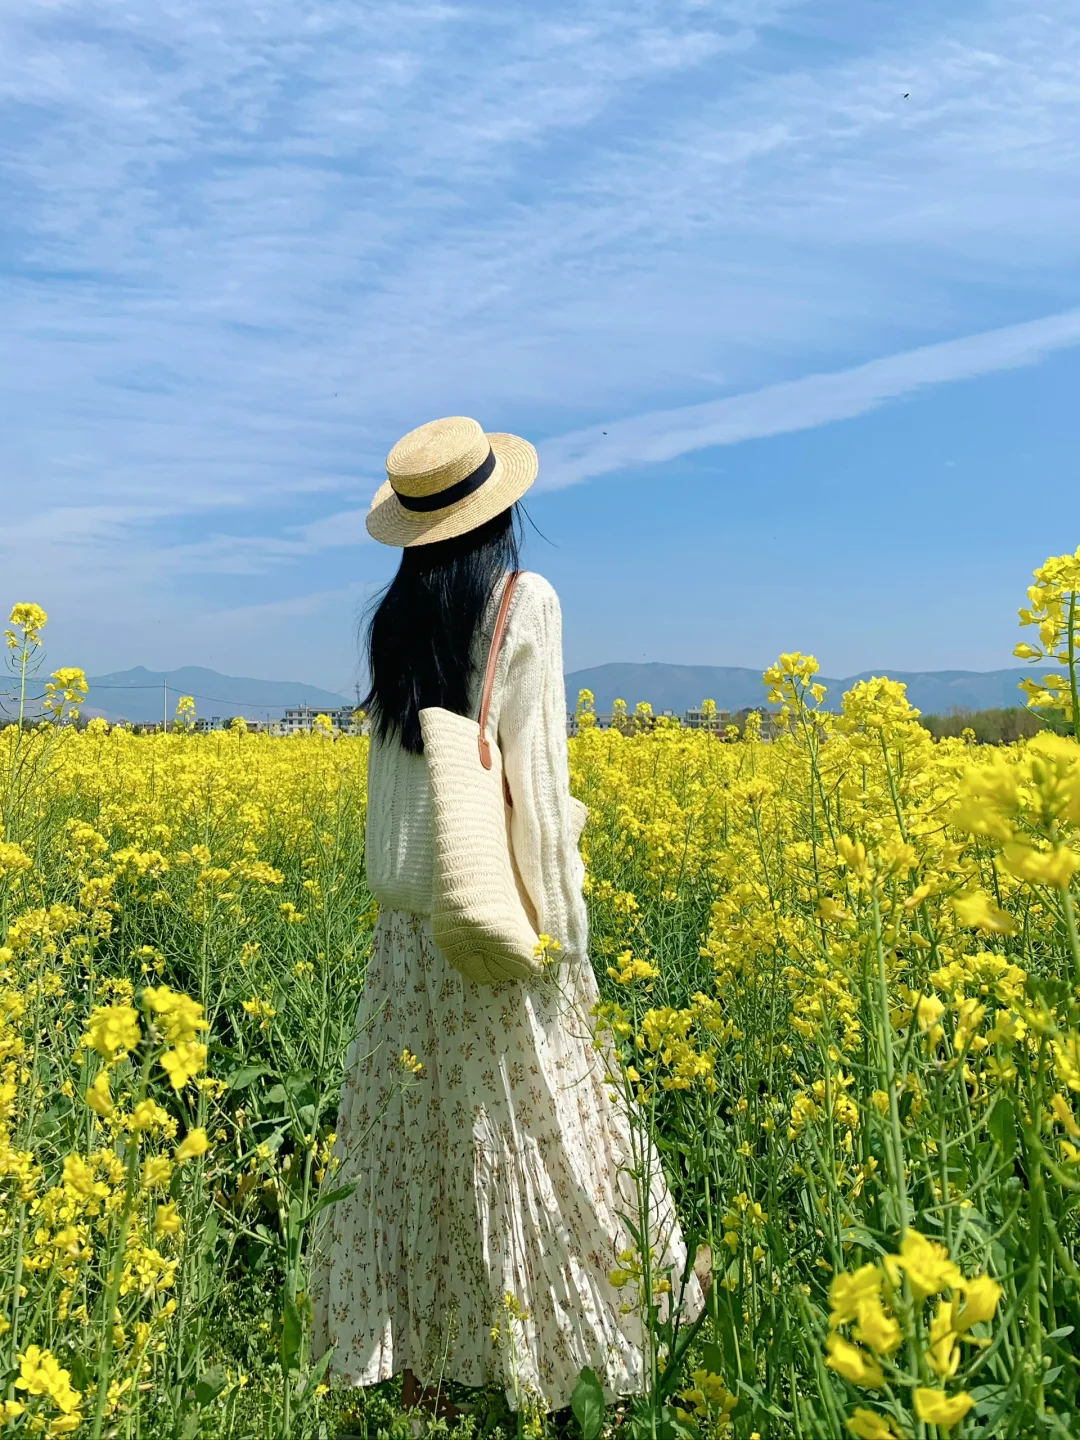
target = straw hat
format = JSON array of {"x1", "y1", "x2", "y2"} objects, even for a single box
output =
[{"x1": 366, "y1": 416, "x2": 538, "y2": 547}]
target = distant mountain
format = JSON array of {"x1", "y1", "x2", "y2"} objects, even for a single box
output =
[
  {"x1": 83, "y1": 666, "x2": 351, "y2": 724},
  {"x1": 18, "y1": 660, "x2": 1036, "y2": 727},
  {"x1": 564, "y1": 662, "x2": 1036, "y2": 717}
]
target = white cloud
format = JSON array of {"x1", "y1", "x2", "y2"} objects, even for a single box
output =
[
  {"x1": 199, "y1": 581, "x2": 376, "y2": 627},
  {"x1": 130, "y1": 580, "x2": 380, "y2": 696},
  {"x1": 539, "y1": 307, "x2": 1080, "y2": 488},
  {"x1": 297, "y1": 509, "x2": 377, "y2": 550},
  {"x1": 2, "y1": 0, "x2": 1080, "y2": 675}
]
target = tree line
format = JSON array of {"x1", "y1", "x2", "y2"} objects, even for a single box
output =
[{"x1": 917, "y1": 705, "x2": 1068, "y2": 744}]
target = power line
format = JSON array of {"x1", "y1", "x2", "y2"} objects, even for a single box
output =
[
  {"x1": 85, "y1": 684, "x2": 350, "y2": 710},
  {"x1": 3, "y1": 682, "x2": 353, "y2": 713}
]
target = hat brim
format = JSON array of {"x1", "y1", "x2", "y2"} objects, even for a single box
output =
[{"x1": 366, "y1": 432, "x2": 538, "y2": 547}]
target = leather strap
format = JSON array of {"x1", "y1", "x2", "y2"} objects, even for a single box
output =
[{"x1": 478, "y1": 570, "x2": 522, "y2": 770}]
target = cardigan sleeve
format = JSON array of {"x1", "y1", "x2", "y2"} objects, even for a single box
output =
[{"x1": 497, "y1": 576, "x2": 590, "y2": 968}]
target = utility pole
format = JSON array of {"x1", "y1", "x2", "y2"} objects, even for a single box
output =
[{"x1": 163, "y1": 679, "x2": 168, "y2": 734}]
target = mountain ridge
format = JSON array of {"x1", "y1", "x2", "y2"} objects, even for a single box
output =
[
  {"x1": 81, "y1": 666, "x2": 352, "y2": 723},
  {"x1": 18, "y1": 661, "x2": 1038, "y2": 725},
  {"x1": 564, "y1": 662, "x2": 1036, "y2": 717}
]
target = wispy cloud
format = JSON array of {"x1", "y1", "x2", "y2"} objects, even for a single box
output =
[
  {"x1": 200, "y1": 582, "x2": 376, "y2": 628},
  {"x1": 539, "y1": 307, "x2": 1080, "y2": 488},
  {"x1": 297, "y1": 510, "x2": 376, "y2": 551},
  {"x1": 2, "y1": 0, "x2": 1080, "y2": 679}
]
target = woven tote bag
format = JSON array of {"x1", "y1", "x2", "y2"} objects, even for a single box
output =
[{"x1": 419, "y1": 571, "x2": 542, "y2": 984}]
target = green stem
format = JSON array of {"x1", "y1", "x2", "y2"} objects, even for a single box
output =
[
  {"x1": 871, "y1": 891, "x2": 909, "y2": 1232},
  {"x1": 89, "y1": 1132, "x2": 140, "y2": 1440},
  {"x1": 90, "y1": 1045, "x2": 153, "y2": 1440},
  {"x1": 1026, "y1": 1038, "x2": 1047, "y2": 1413},
  {"x1": 3, "y1": 637, "x2": 32, "y2": 837},
  {"x1": 1067, "y1": 589, "x2": 1080, "y2": 742},
  {"x1": 1061, "y1": 887, "x2": 1080, "y2": 988},
  {"x1": 5, "y1": 961, "x2": 48, "y2": 1369},
  {"x1": 702, "y1": 1167, "x2": 721, "y2": 1332},
  {"x1": 4, "y1": 1203, "x2": 28, "y2": 1389}
]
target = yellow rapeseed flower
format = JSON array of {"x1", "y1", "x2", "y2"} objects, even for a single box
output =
[
  {"x1": 142, "y1": 986, "x2": 208, "y2": 1044},
  {"x1": 14, "y1": 1345, "x2": 82, "y2": 1416},
  {"x1": 913, "y1": 1388, "x2": 974, "y2": 1428},
  {"x1": 828, "y1": 1265, "x2": 882, "y2": 1328},
  {"x1": 83, "y1": 1003, "x2": 141, "y2": 1063},
  {"x1": 607, "y1": 951, "x2": 659, "y2": 984},
  {"x1": 175, "y1": 1127, "x2": 210, "y2": 1163},
  {"x1": 7, "y1": 601, "x2": 48, "y2": 646},
  {"x1": 85, "y1": 1070, "x2": 114, "y2": 1118},
  {"x1": 0, "y1": 841, "x2": 32, "y2": 878},
  {"x1": 141, "y1": 1155, "x2": 174, "y2": 1189},
  {"x1": 1050, "y1": 1092, "x2": 1080, "y2": 1138},
  {"x1": 845, "y1": 1410, "x2": 904, "y2": 1440},
  {"x1": 154, "y1": 1202, "x2": 183, "y2": 1239},
  {"x1": 824, "y1": 1334, "x2": 884, "y2": 1389},
  {"x1": 951, "y1": 889, "x2": 1016, "y2": 935},
  {"x1": 892, "y1": 1231, "x2": 963, "y2": 1301},
  {"x1": 159, "y1": 1040, "x2": 208, "y2": 1091},
  {"x1": 129, "y1": 1099, "x2": 170, "y2": 1132},
  {"x1": 955, "y1": 1273, "x2": 1002, "y2": 1330},
  {"x1": 1000, "y1": 840, "x2": 1079, "y2": 889},
  {"x1": 62, "y1": 1155, "x2": 108, "y2": 1203}
]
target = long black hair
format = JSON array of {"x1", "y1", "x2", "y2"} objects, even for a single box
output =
[{"x1": 361, "y1": 506, "x2": 523, "y2": 754}]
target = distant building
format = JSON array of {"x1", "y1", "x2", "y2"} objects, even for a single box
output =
[
  {"x1": 191, "y1": 715, "x2": 276, "y2": 733},
  {"x1": 567, "y1": 712, "x2": 622, "y2": 737},
  {"x1": 567, "y1": 706, "x2": 741, "y2": 738},
  {"x1": 732, "y1": 706, "x2": 781, "y2": 740},
  {"x1": 279, "y1": 705, "x2": 364, "y2": 736},
  {"x1": 684, "y1": 706, "x2": 732, "y2": 730}
]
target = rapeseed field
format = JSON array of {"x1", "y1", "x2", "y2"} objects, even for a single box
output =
[{"x1": 2, "y1": 549, "x2": 1080, "y2": 1439}]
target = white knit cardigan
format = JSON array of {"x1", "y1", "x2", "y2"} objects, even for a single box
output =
[{"x1": 364, "y1": 571, "x2": 589, "y2": 966}]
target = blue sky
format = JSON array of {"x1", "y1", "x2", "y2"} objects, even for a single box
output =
[{"x1": 2, "y1": 0, "x2": 1079, "y2": 696}]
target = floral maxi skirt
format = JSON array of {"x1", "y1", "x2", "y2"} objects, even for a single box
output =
[{"x1": 310, "y1": 910, "x2": 702, "y2": 1411}]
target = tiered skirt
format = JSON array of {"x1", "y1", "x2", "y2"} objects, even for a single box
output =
[{"x1": 310, "y1": 910, "x2": 701, "y2": 1410}]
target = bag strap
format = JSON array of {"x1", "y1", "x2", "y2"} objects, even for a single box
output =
[{"x1": 477, "y1": 570, "x2": 522, "y2": 770}]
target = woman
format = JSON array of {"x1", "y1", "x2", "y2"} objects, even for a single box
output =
[{"x1": 310, "y1": 416, "x2": 701, "y2": 1413}]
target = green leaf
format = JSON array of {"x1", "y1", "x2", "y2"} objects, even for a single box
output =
[
  {"x1": 571, "y1": 1366, "x2": 606, "y2": 1440},
  {"x1": 263, "y1": 1128, "x2": 286, "y2": 1154},
  {"x1": 67, "y1": 1352, "x2": 92, "y2": 1391},
  {"x1": 656, "y1": 1409, "x2": 694, "y2": 1440},
  {"x1": 226, "y1": 1065, "x2": 270, "y2": 1091},
  {"x1": 194, "y1": 1364, "x2": 229, "y2": 1406},
  {"x1": 285, "y1": 1071, "x2": 318, "y2": 1108},
  {"x1": 709, "y1": 1307, "x2": 741, "y2": 1386},
  {"x1": 282, "y1": 1292, "x2": 304, "y2": 1374},
  {"x1": 301, "y1": 1181, "x2": 358, "y2": 1228},
  {"x1": 294, "y1": 1350, "x2": 333, "y2": 1412},
  {"x1": 988, "y1": 1096, "x2": 1016, "y2": 1158},
  {"x1": 970, "y1": 1383, "x2": 1011, "y2": 1423},
  {"x1": 733, "y1": 1378, "x2": 790, "y2": 1422},
  {"x1": 37, "y1": 1109, "x2": 62, "y2": 1139},
  {"x1": 699, "y1": 1342, "x2": 726, "y2": 1379},
  {"x1": 286, "y1": 1198, "x2": 304, "y2": 1257}
]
